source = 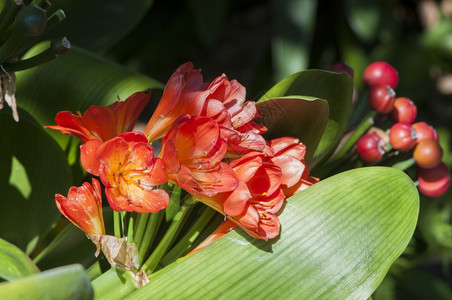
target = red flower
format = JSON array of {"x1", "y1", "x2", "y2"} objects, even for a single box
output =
[
  {"x1": 144, "y1": 63, "x2": 209, "y2": 142},
  {"x1": 82, "y1": 132, "x2": 169, "y2": 213},
  {"x1": 160, "y1": 115, "x2": 239, "y2": 197},
  {"x1": 201, "y1": 74, "x2": 267, "y2": 154},
  {"x1": 143, "y1": 62, "x2": 266, "y2": 152},
  {"x1": 46, "y1": 91, "x2": 150, "y2": 142},
  {"x1": 55, "y1": 179, "x2": 105, "y2": 235}
]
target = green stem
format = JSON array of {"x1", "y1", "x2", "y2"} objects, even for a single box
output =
[
  {"x1": 138, "y1": 211, "x2": 164, "y2": 265},
  {"x1": 85, "y1": 261, "x2": 102, "y2": 281},
  {"x1": 91, "y1": 268, "x2": 138, "y2": 299},
  {"x1": 127, "y1": 213, "x2": 135, "y2": 243},
  {"x1": 133, "y1": 213, "x2": 150, "y2": 247},
  {"x1": 141, "y1": 202, "x2": 193, "y2": 275},
  {"x1": 32, "y1": 224, "x2": 72, "y2": 264},
  {"x1": 159, "y1": 206, "x2": 217, "y2": 267},
  {"x1": 3, "y1": 36, "x2": 70, "y2": 71},
  {"x1": 31, "y1": 0, "x2": 51, "y2": 9},
  {"x1": 334, "y1": 110, "x2": 378, "y2": 159},
  {"x1": 0, "y1": 28, "x2": 26, "y2": 63},
  {"x1": 0, "y1": 0, "x2": 21, "y2": 37},
  {"x1": 113, "y1": 211, "x2": 121, "y2": 238}
]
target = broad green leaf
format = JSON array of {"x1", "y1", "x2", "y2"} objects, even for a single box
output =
[
  {"x1": 0, "y1": 264, "x2": 93, "y2": 300},
  {"x1": 0, "y1": 238, "x2": 39, "y2": 281},
  {"x1": 44, "y1": 0, "x2": 155, "y2": 53},
  {"x1": 344, "y1": 0, "x2": 380, "y2": 43},
  {"x1": 256, "y1": 96, "x2": 329, "y2": 164},
  {"x1": 16, "y1": 42, "x2": 164, "y2": 152},
  {"x1": 271, "y1": 0, "x2": 317, "y2": 81},
  {"x1": 0, "y1": 109, "x2": 72, "y2": 254},
  {"x1": 128, "y1": 167, "x2": 419, "y2": 299},
  {"x1": 259, "y1": 69, "x2": 353, "y2": 168}
]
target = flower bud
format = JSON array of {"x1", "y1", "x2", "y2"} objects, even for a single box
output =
[
  {"x1": 390, "y1": 97, "x2": 417, "y2": 124},
  {"x1": 389, "y1": 122, "x2": 417, "y2": 151},
  {"x1": 367, "y1": 85, "x2": 396, "y2": 114},
  {"x1": 16, "y1": 5, "x2": 47, "y2": 36},
  {"x1": 356, "y1": 133, "x2": 386, "y2": 163},
  {"x1": 363, "y1": 61, "x2": 399, "y2": 89},
  {"x1": 417, "y1": 162, "x2": 451, "y2": 198}
]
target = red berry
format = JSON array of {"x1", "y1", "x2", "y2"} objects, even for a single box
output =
[
  {"x1": 363, "y1": 61, "x2": 399, "y2": 89},
  {"x1": 412, "y1": 122, "x2": 438, "y2": 143},
  {"x1": 417, "y1": 162, "x2": 451, "y2": 197},
  {"x1": 367, "y1": 85, "x2": 396, "y2": 114},
  {"x1": 390, "y1": 97, "x2": 417, "y2": 123},
  {"x1": 389, "y1": 123, "x2": 417, "y2": 151},
  {"x1": 329, "y1": 61, "x2": 354, "y2": 78},
  {"x1": 356, "y1": 133, "x2": 386, "y2": 163},
  {"x1": 413, "y1": 139, "x2": 443, "y2": 168}
]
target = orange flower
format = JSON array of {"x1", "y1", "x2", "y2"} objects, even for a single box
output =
[
  {"x1": 267, "y1": 137, "x2": 319, "y2": 197},
  {"x1": 160, "y1": 115, "x2": 239, "y2": 197},
  {"x1": 84, "y1": 132, "x2": 169, "y2": 213},
  {"x1": 201, "y1": 74, "x2": 267, "y2": 154},
  {"x1": 144, "y1": 63, "x2": 209, "y2": 142},
  {"x1": 144, "y1": 62, "x2": 266, "y2": 152},
  {"x1": 46, "y1": 91, "x2": 151, "y2": 142},
  {"x1": 55, "y1": 178, "x2": 105, "y2": 235}
]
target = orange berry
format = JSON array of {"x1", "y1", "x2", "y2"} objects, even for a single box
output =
[{"x1": 413, "y1": 139, "x2": 443, "y2": 169}]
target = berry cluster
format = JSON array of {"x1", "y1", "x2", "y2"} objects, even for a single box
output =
[{"x1": 356, "y1": 61, "x2": 450, "y2": 197}]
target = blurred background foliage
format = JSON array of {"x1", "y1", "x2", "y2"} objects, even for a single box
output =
[{"x1": 2, "y1": 0, "x2": 452, "y2": 298}]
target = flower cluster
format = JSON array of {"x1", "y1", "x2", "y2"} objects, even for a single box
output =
[{"x1": 47, "y1": 62, "x2": 318, "y2": 245}]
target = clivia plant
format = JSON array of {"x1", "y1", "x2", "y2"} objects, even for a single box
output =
[{"x1": 0, "y1": 1, "x2": 450, "y2": 299}]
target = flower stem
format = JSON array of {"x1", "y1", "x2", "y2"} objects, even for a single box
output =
[
  {"x1": 127, "y1": 213, "x2": 135, "y2": 243},
  {"x1": 3, "y1": 37, "x2": 70, "y2": 72},
  {"x1": 133, "y1": 213, "x2": 150, "y2": 247},
  {"x1": 159, "y1": 206, "x2": 217, "y2": 267},
  {"x1": 91, "y1": 268, "x2": 137, "y2": 299},
  {"x1": 0, "y1": 0, "x2": 21, "y2": 37},
  {"x1": 141, "y1": 201, "x2": 193, "y2": 275},
  {"x1": 0, "y1": 28, "x2": 26, "y2": 64},
  {"x1": 138, "y1": 211, "x2": 163, "y2": 265},
  {"x1": 334, "y1": 110, "x2": 377, "y2": 159},
  {"x1": 113, "y1": 211, "x2": 121, "y2": 238},
  {"x1": 32, "y1": 223, "x2": 72, "y2": 264}
]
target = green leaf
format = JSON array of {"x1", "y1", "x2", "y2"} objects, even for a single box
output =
[
  {"x1": 256, "y1": 96, "x2": 329, "y2": 164},
  {"x1": 0, "y1": 264, "x2": 93, "y2": 300},
  {"x1": 128, "y1": 167, "x2": 419, "y2": 299},
  {"x1": 258, "y1": 69, "x2": 353, "y2": 168},
  {"x1": 44, "y1": 0, "x2": 155, "y2": 53},
  {"x1": 0, "y1": 238, "x2": 39, "y2": 281},
  {"x1": 0, "y1": 109, "x2": 72, "y2": 254}
]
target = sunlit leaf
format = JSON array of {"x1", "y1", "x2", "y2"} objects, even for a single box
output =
[
  {"x1": 0, "y1": 264, "x2": 93, "y2": 300},
  {"x1": 0, "y1": 238, "x2": 39, "y2": 281},
  {"x1": 128, "y1": 167, "x2": 419, "y2": 299}
]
